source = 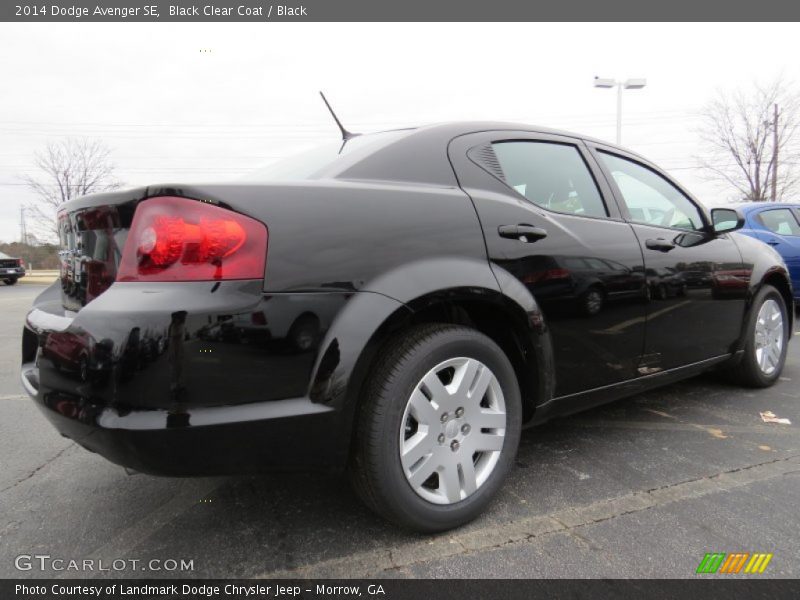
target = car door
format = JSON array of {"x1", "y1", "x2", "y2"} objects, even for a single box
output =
[
  {"x1": 748, "y1": 207, "x2": 800, "y2": 291},
  {"x1": 448, "y1": 131, "x2": 647, "y2": 398},
  {"x1": 587, "y1": 145, "x2": 747, "y2": 371}
]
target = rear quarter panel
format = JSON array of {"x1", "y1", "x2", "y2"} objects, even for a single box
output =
[{"x1": 196, "y1": 180, "x2": 491, "y2": 293}]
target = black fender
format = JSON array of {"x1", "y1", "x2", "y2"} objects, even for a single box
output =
[
  {"x1": 730, "y1": 233, "x2": 795, "y2": 356},
  {"x1": 307, "y1": 256, "x2": 500, "y2": 411},
  {"x1": 306, "y1": 257, "x2": 556, "y2": 467}
]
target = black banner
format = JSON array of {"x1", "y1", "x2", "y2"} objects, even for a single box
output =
[
  {"x1": 4, "y1": 580, "x2": 800, "y2": 600},
  {"x1": 3, "y1": 0, "x2": 800, "y2": 22}
]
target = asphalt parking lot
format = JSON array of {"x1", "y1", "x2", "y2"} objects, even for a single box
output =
[{"x1": 1, "y1": 283, "x2": 799, "y2": 579}]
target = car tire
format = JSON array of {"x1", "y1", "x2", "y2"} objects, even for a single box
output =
[
  {"x1": 3, "y1": 278, "x2": 17, "y2": 285},
  {"x1": 729, "y1": 284, "x2": 789, "y2": 388},
  {"x1": 350, "y1": 323, "x2": 521, "y2": 532}
]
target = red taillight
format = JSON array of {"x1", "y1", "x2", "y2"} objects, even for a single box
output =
[
  {"x1": 17, "y1": 258, "x2": 24, "y2": 267},
  {"x1": 117, "y1": 196, "x2": 267, "y2": 282}
]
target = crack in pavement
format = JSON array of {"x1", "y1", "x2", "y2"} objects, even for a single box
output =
[
  {"x1": 258, "y1": 454, "x2": 800, "y2": 578},
  {"x1": 0, "y1": 442, "x2": 74, "y2": 495}
]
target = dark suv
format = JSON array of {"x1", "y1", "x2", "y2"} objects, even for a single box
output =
[
  {"x1": 21, "y1": 122, "x2": 792, "y2": 531},
  {"x1": 0, "y1": 251, "x2": 26, "y2": 285}
]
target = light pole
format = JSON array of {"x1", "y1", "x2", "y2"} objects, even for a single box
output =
[{"x1": 593, "y1": 77, "x2": 647, "y2": 145}]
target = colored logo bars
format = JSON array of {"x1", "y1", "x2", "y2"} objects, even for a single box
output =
[{"x1": 696, "y1": 552, "x2": 773, "y2": 574}]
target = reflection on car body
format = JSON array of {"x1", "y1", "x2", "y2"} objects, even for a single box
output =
[
  {"x1": 508, "y1": 254, "x2": 644, "y2": 316},
  {"x1": 197, "y1": 294, "x2": 341, "y2": 351}
]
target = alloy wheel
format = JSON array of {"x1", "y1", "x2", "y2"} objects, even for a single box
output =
[
  {"x1": 754, "y1": 298, "x2": 784, "y2": 376},
  {"x1": 399, "y1": 357, "x2": 506, "y2": 505}
]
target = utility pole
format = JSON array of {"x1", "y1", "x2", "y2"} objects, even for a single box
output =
[{"x1": 772, "y1": 103, "x2": 779, "y2": 202}]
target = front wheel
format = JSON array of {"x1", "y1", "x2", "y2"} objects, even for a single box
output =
[
  {"x1": 730, "y1": 284, "x2": 789, "y2": 387},
  {"x1": 350, "y1": 324, "x2": 521, "y2": 532}
]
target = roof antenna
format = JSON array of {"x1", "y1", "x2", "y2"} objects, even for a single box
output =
[{"x1": 319, "y1": 91, "x2": 360, "y2": 151}]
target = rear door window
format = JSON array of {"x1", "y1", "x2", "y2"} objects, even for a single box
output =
[{"x1": 491, "y1": 141, "x2": 608, "y2": 218}]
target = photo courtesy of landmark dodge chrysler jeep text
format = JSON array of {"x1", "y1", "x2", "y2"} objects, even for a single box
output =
[{"x1": 21, "y1": 120, "x2": 793, "y2": 531}]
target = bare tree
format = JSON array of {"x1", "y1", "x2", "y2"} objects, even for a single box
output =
[
  {"x1": 697, "y1": 77, "x2": 800, "y2": 202},
  {"x1": 23, "y1": 138, "x2": 122, "y2": 241}
]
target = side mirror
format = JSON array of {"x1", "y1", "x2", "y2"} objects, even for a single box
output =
[{"x1": 710, "y1": 208, "x2": 745, "y2": 234}]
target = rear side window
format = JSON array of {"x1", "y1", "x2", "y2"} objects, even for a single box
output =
[
  {"x1": 757, "y1": 208, "x2": 800, "y2": 236},
  {"x1": 491, "y1": 141, "x2": 607, "y2": 218}
]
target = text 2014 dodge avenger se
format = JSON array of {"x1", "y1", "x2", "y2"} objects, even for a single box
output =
[{"x1": 21, "y1": 123, "x2": 793, "y2": 531}]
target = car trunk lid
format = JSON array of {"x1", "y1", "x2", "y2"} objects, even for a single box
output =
[{"x1": 56, "y1": 183, "x2": 269, "y2": 310}]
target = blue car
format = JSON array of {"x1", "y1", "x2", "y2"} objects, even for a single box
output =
[{"x1": 734, "y1": 202, "x2": 800, "y2": 302}]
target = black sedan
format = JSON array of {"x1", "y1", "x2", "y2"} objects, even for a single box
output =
[{"x1": 21, "y1": 122, "x2": 792, "y2": 532}]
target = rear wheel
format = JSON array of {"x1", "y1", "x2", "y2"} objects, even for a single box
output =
[
  {"x1": 3, "y1": 278, "x2": 17, "y2": 285},
  {"x1": 729, "y1": 284, "x2": 789, "y2": 387},
  {"x1": 350, "y1": 324, "x2": 521, "y2": 532}
]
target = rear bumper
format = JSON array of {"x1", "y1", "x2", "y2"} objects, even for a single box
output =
[
  {"x1": 20, "y1": 280, "x2": 354, "y2": 476},
  {"x1": 21, "y1": 368, "x2": 340, "y2": 476},
  {"x1": 2, "y1": 267, "x2": 24, "y2": 279}
]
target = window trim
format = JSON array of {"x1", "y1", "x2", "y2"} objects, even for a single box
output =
[
  {"x1": 487, "y1": 138, "x2": 613, "y2": 221},
  {"x1": 587, "y1": 145, "x2": 711, "y2": 233}
]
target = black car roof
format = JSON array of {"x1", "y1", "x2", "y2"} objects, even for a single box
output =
[{"x1": 336, "y1": 121, "x2": 647, "y2": 187}]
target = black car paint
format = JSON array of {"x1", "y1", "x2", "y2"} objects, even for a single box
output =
[
  {"x1": 586, "y1": 141, "x2": 748, "y2": 370},
  {"x1": 21, "y1": 122, "x2": 793, "y2": 476}
]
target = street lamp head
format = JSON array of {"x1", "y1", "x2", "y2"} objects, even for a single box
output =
[
  {"x1": 593, "y1": 76, "x2": 616, "y2": 89},
  {"x1": 623, "y1": 78, "x2": 647, "y2": 90}
]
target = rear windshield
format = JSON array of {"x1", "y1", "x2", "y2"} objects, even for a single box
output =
[{"x1": 244, "y1": 130, "x2": 411, "y2": 182}]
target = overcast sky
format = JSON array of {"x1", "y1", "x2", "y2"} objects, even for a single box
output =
[{"x1": 1, "y1": 22, "x2": 798, "y2": 243}]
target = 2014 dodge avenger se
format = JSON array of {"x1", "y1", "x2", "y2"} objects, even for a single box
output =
[{"x1": 21, "y1": 121, "x2": 793, "y2": 531}]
